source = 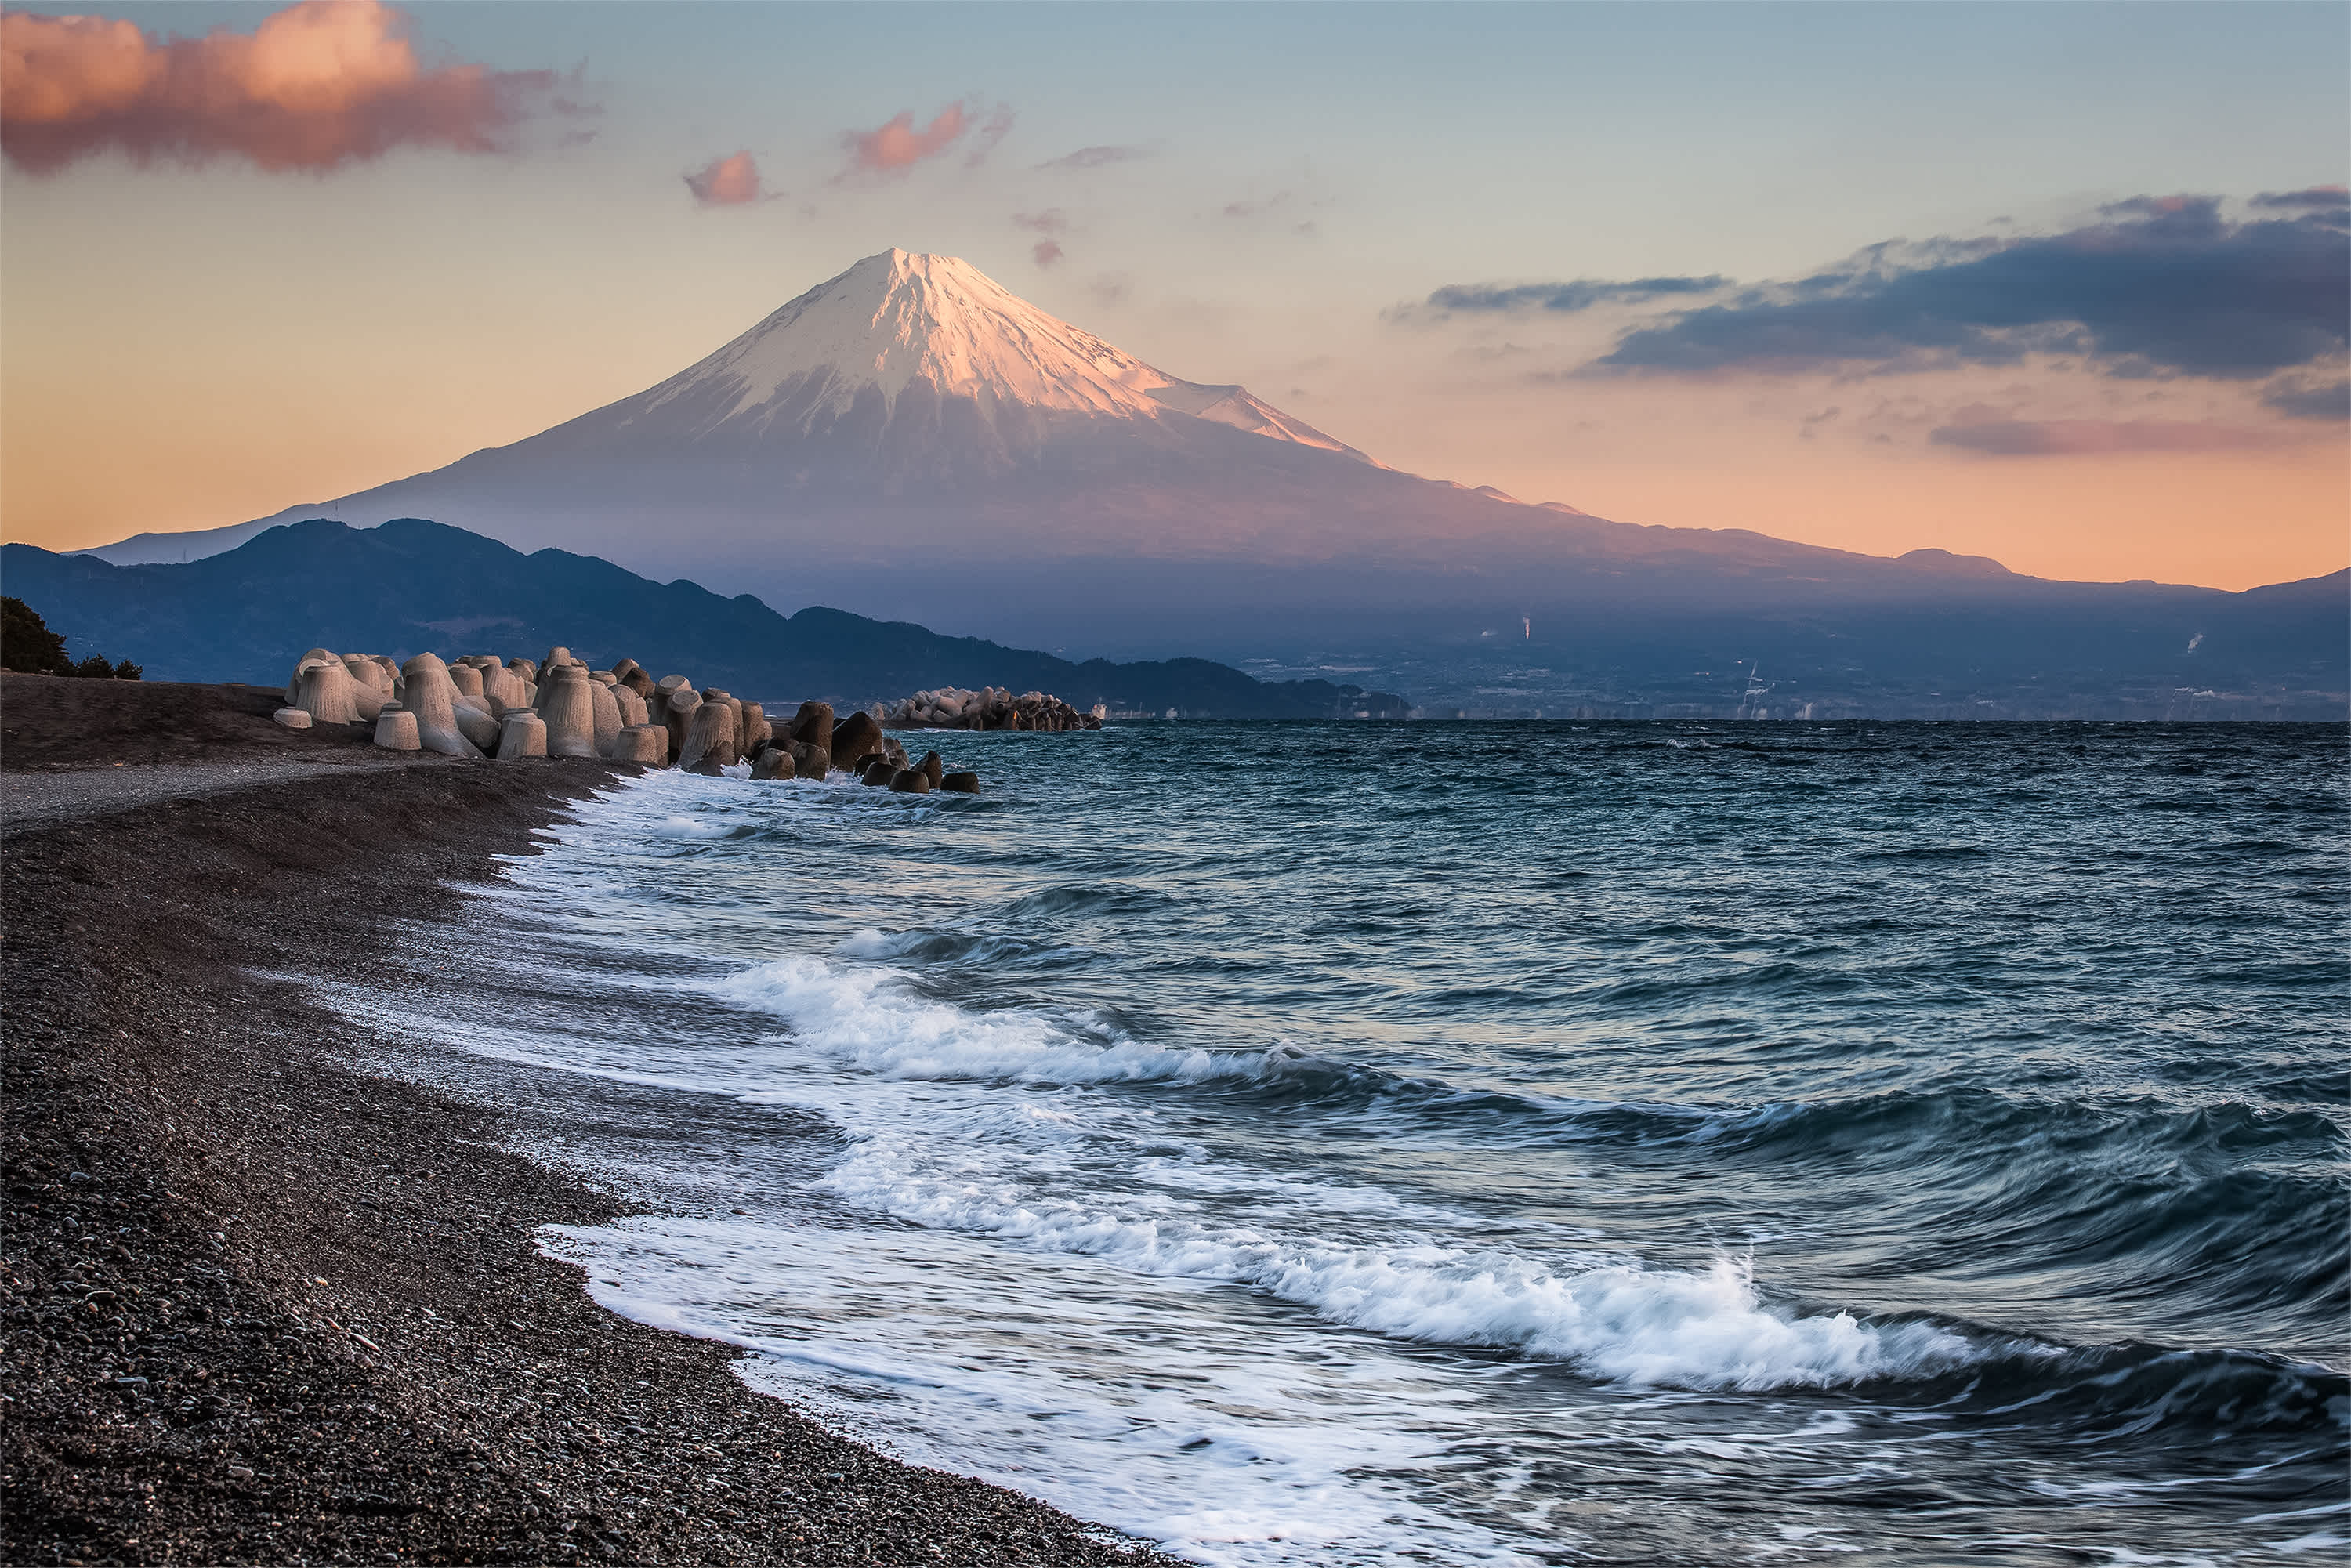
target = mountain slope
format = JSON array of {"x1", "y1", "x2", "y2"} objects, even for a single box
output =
[{"x1": 3, "y1": 520, "x2": 1405, "y2": 718}]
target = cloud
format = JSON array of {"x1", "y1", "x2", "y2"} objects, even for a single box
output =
[
  {"x1": 1929, "y1": 418, "x2": 2285, "y2": 457},
  {"x1": 0, "y1": 0, "x2": 581, "y2": 175},
  {"x1": 1034, "y1": 143, "x2": 1146, "y2": 171},
  {"x1": 2249, "y1": 184, "x2": 2349, "y2": 212},
  {"x1": 684, "y1": 150, "x2": 763, "y2": 205},
  {"x1": 1223, "y1": 191, "x2": 1291, "y2": 219},
  {"x1": 1423, "y1": 276, "x2": 1729, "y2": 313},
  {"x1": 1032, "y1": 240, "x2": 1063, "y2": 268},
  {"x1": 1012, "y1": 208, "x2": 1067, "y2": 235},
  {"x1": 963, "y1": 102, "x2": 1013, "y2": 168},
  {"x1": 2262, "y1": 377, "x2": 2349, "y2": 421},
  {"x1": 840, "y1": 101, "x2": 968, "y2": 176},
  {"x1": 1590, "y1": 195, "x2": 2349, "y2": 380}
]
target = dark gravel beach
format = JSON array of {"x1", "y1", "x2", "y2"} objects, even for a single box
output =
[{"x1": 2, "y1": 676, "x2": 1172, "y2": 1566}]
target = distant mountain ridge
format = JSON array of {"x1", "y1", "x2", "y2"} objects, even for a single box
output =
[{"x1": 3, "y1": 520, "x2": 1407, "y2": 719}]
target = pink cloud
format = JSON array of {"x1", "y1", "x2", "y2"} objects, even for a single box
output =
[
  {"x1": 1032, "y1": 239, "x2": 1063, "y2": 267},
  {"x1": 685, "y1": 149, "x2": 763, "y2": 205},
  {"x1": 0, "y1": 1, "x2": 581, "y2": 175},
  {"x1": 841, "y1": 102, "x2": 967, "y2": 176}
]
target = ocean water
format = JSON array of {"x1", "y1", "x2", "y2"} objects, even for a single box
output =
[{"x1": 337, "y1": 723, "x2": 2346, "y2": 1565}]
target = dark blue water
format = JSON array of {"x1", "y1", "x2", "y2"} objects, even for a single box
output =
[{"x1": 346, "y1": 722, "x2": 2349, "y2": 1564}]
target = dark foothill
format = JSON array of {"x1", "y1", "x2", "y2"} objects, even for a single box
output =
[
  {"x1": 941, "y1": 771, "x2": 980, "y2": 794},
  {"x1": 889, "y1": 769, "x2": 933, "y2": 794},
  {"x1": 918, "y1": 751, "x2": 944, "y2": 788},
  {"x1": 862, "y1": 759, "x2": 895, "y2": 786}
]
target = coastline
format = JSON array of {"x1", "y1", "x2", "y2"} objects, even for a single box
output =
[{"x1": 1, "y1": 722, "x2": 1174, "y2": 1563}]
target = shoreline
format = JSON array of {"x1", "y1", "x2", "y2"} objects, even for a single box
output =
[{"x1": 2, "y1": 743, "x2": 1174, "y2": 1564}]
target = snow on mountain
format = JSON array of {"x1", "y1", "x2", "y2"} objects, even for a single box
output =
[{"x1": 611, "y1": 248, "x2": 1373, "y2": 461}]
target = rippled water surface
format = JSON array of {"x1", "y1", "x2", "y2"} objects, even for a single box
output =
[{"x1": 338, "y1": 722, "x2": 2348, "y2": 1564}]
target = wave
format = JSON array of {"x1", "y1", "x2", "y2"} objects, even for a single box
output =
[{"x1": 710, "y1": 953, "x2": 1288, "y2": 1085}]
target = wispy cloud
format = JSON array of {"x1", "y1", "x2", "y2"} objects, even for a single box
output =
[
  {"x1": 1929, "y1": 417, "x2": 2286, "y2": 457},
  {"x1": 1012, "y1": 208, "x2": 1067, "y2": 235},
  {"x1": 1034, "y1": 143, "x2": 1147, "y2": 171},
  {"x1": 684, "y1": 150, "x2": 763, "y2": 205},
  {"x1": 2262, "y1": 376, "x2": 2349, "y2": 421},
  {"x1": 0, "y1": 0, "x2": 584, "y2": 175},
  {"x1": 1032, "y1": 240, "x2": 1063, "y2": 268},
  {"x1": 1590, "y1": 194, "x2": 2349, "y2": 380},
  {"x1": 2248, "y1": 184, "x2": 2349, "y2": 212},
  {"x1": 1422, "y1": 276, "x2": 1730, "y2": 314},
  {"x1": 964, "y1": 102, "x2": 1014, "y2": 168},
  {"x1": 1224, "y1": 191, "x2": 1291, "y2": 219}
]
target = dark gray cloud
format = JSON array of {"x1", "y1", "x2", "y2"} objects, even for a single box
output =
[
  {"x1": 1592, "y1": 195, "x2": 2349, "y2": 380},
  {"x1": 2249, "y1": 184, "x2": 2349, "y2": 212},
  {"x1": 1034, "y1": 144, "x2": 1147, "y2": 171},
  {"x1": 2262, "y1": 377, "x2": 2350, "y2": 420},
  {"x1": 1929, "y1": 418, "x2": 2281, "y2": 457},
  {"x1": 1425, "y1": 276, "x2": 1728, "y2": 313}
]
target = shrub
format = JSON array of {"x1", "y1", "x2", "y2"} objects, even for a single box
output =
[
  {"x1": 2, "y1": 596, "x2": 69, "y2": 674},
  {"x1": 2, "y1": 597, "x2": 139, "y2": 677}
]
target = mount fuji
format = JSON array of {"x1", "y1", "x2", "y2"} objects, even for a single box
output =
[
  {"x1": 77, "y1": 248, "x2": 2346, "y2": 715},
  {"x1": 90, "y1": 250, "x2": 1882, "y2": 619}
]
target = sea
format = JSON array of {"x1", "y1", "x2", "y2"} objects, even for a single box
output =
[{"x1": 322, "y1": 722, "x2": 2348, "y2": 1566}]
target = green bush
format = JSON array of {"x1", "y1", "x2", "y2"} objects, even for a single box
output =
[{"x1": 2, "y1": 597, "x2": 140, "y2": 678}]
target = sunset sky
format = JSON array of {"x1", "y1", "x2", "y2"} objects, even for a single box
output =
[{"x1": 2, "y1": 0, "x2": 2344, "y2": 590}]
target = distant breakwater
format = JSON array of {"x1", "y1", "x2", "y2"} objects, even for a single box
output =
[
  {"x1": 267, "y1": 646, "x2": 1099, "y2": 795},
  {"x1": 883, "y1": 686, "x2": 1103, "y2": 732}
]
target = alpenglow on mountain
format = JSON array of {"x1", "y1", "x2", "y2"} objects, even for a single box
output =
[
  {"x1": 78, "y1": 248, "x2": 2346, "y2": 719},
  {"x1": 91, "y1": 247, "x2": 1847, "y2": 609}
]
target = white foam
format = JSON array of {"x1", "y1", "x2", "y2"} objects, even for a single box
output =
[
  {"x1": 824, "y1": 1128, "x2": 1987, "y2": 1391},
  {"x1": 711, "y1": 953, "x2": 1276, "y2": 1085}
]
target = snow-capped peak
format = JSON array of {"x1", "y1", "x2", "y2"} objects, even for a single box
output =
[{"x1": 633, "y1": 248, "x2": 1371, "y2": 461}]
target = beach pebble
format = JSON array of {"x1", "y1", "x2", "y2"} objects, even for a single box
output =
[{"x1": 273, "y1": 706, "x2": 313, "y2": 730}]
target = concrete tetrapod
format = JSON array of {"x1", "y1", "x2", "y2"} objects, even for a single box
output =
[
  {"x1": 273, "y1": 707, "x2": 313, "y2": 730},
  {"x1": 497, "y1": 711, "x2": 548, "y2": 759},
  {"x1": 451, "y1": 696, "x2": 502, "y2": 752},
  {"x1": 540, "y1": 668, "x2": 599, "y2": 759},
  {"x1": 678, "y1": 701, "x2": 738, "y2": 773},
  {"x1": 295, "y1": 658, "x2": 362, "y2": 726},
  {"x1": 373, "y1": 708, "x2": 420, "y2": 751},
  {"x1": 611, "y1": 726, "x2": 668, "y2": 764},
  {"x1": 588, "y1": 679, "x2": 623, "y2": 757},
  {"x1": 397, "y1": 654, "x2": 483, "y2": 758},
  {"x1": 661, "y1": 687, "x2": 702, "y2": 762}
]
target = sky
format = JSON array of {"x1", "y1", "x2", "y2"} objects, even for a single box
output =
[{"x1": 2, "y1": 0, "x2": 2345, "y2": 590}]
